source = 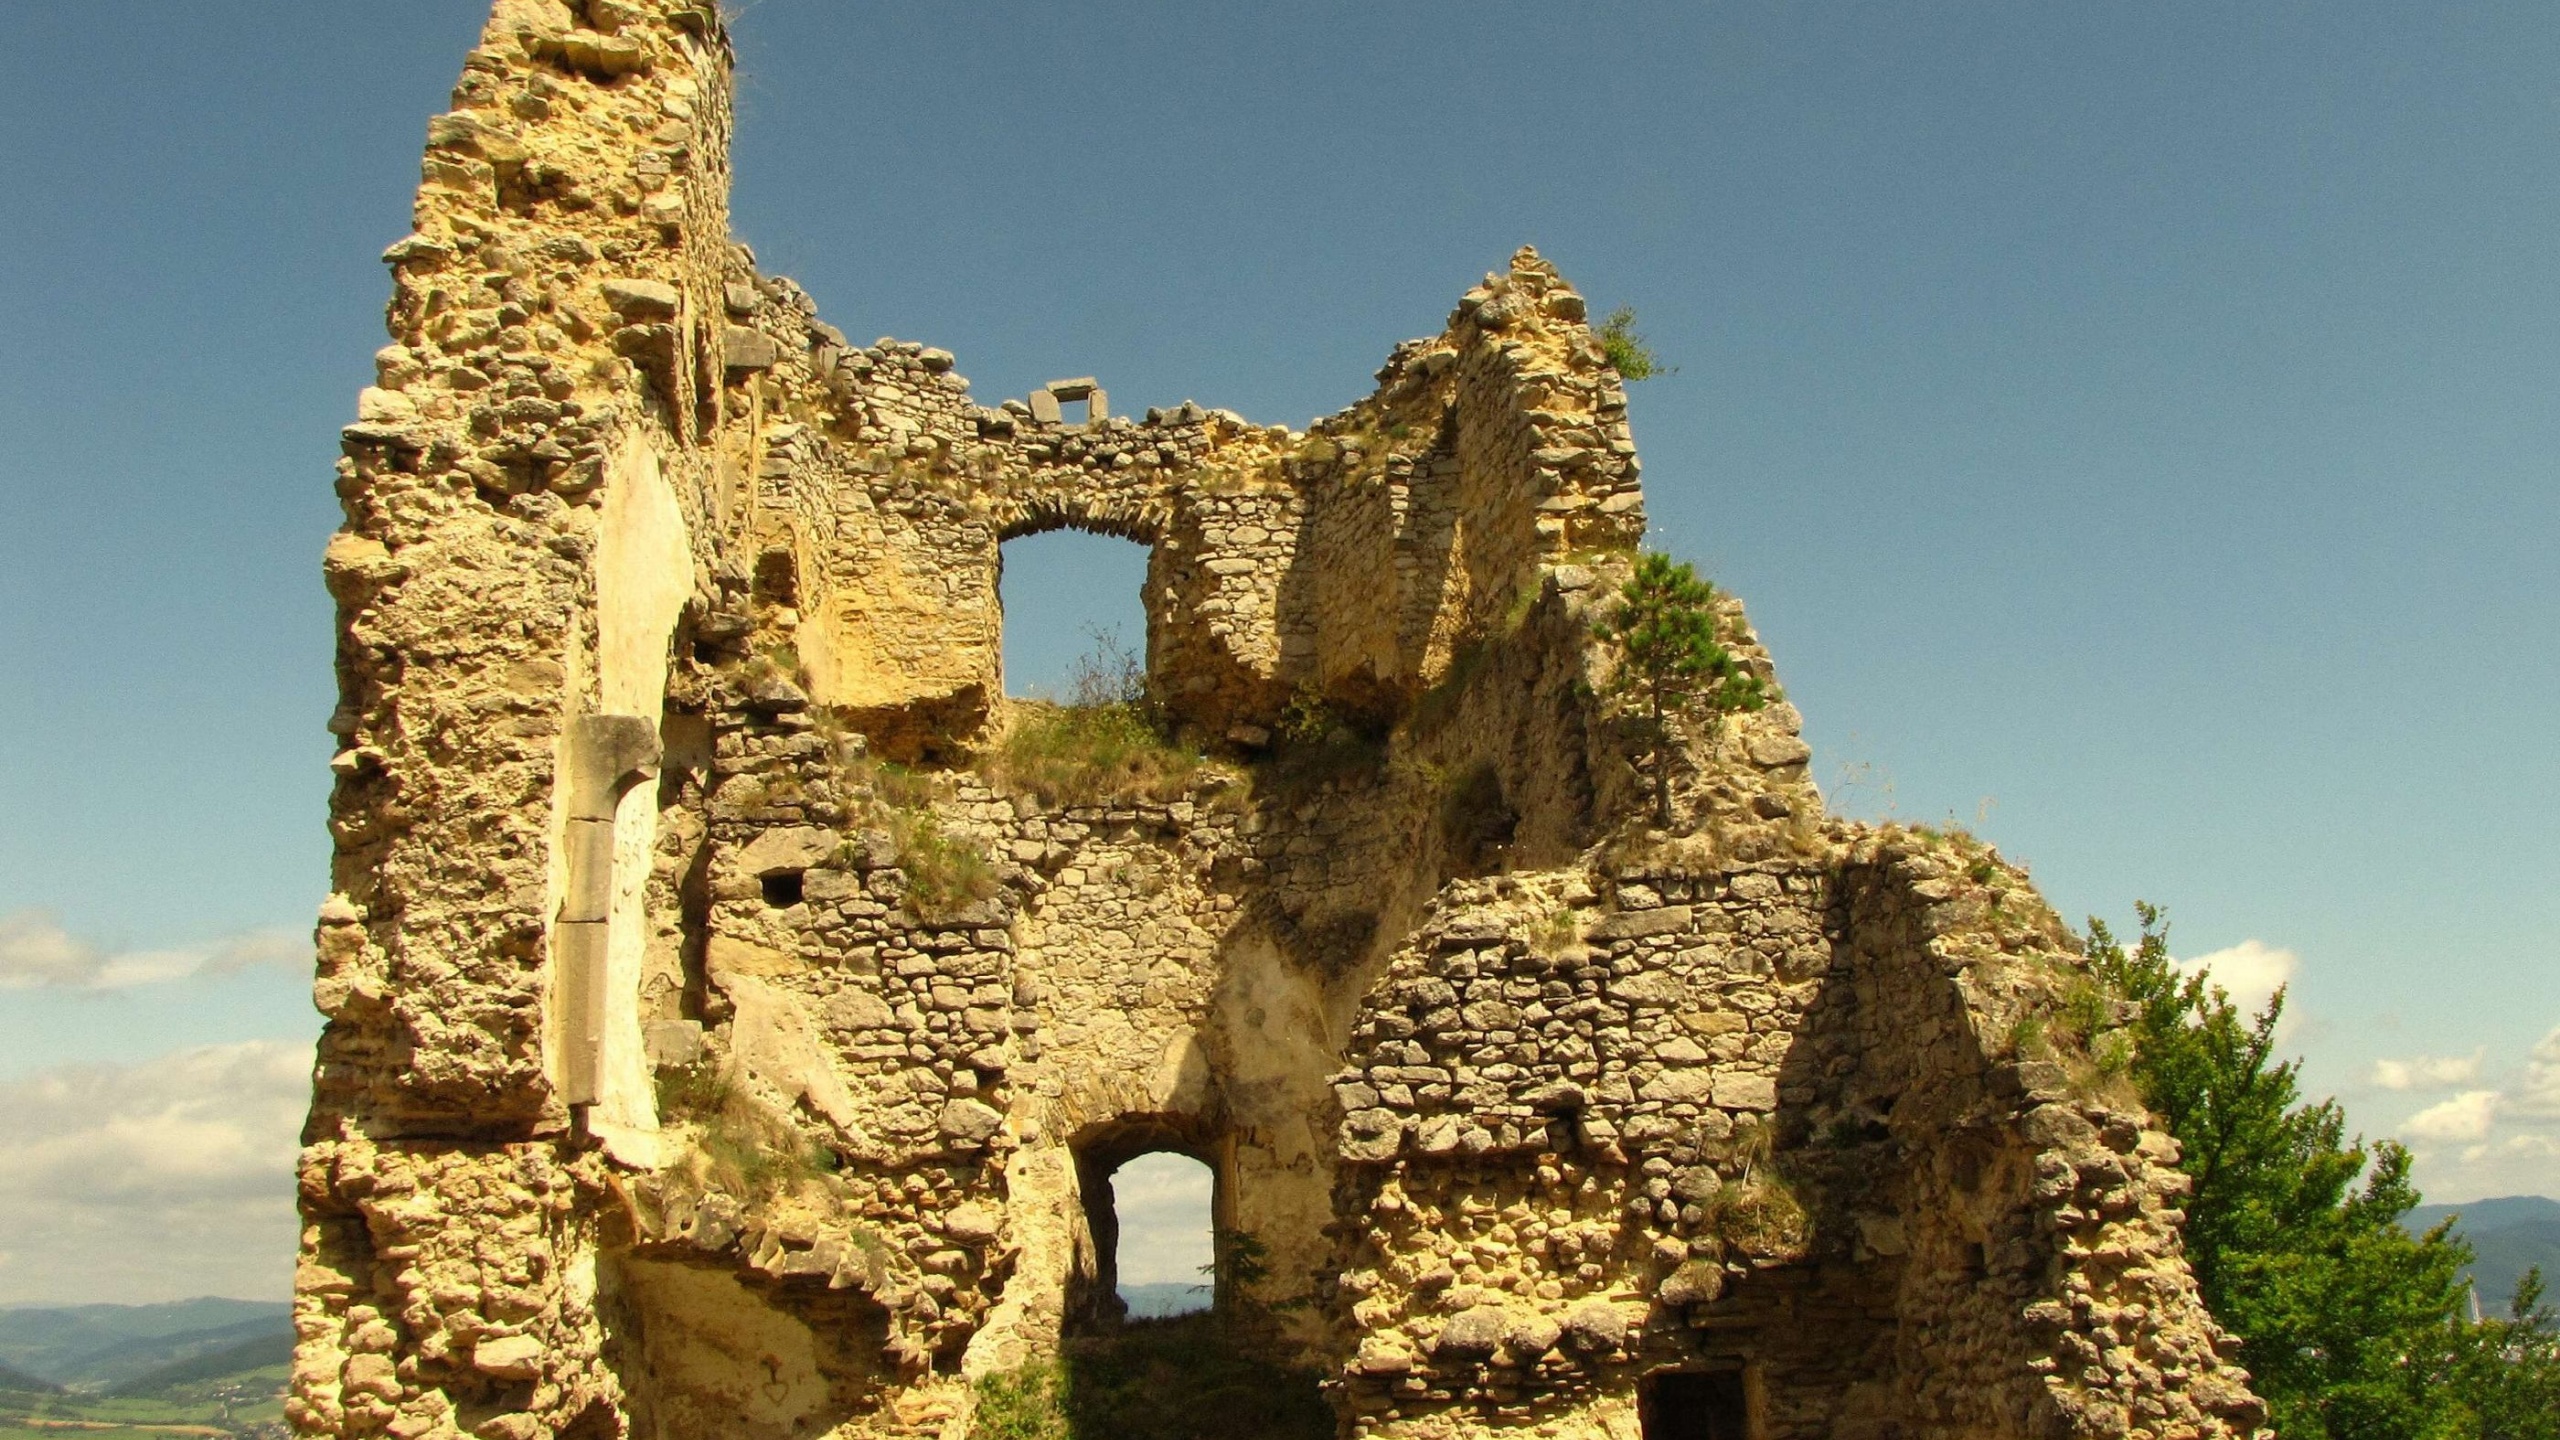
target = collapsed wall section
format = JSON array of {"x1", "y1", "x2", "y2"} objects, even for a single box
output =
[{"x1": 1321, "y1": 838, "x2": 2267, "y2": 1440}]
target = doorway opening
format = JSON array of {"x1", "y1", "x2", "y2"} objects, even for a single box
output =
[
  {"x1": 996, "y1": 529, "x2": 1151, "y2": 703},
  {"x1": 1070, "y1": 1120, "x2": 1220, "y2": 1329},
  {"x1": 1640, "y1": 1368, "x2": 1751, "y2": 1440},
  {"x1": 1094, "y1": 1150, "x2": 1215, "y2": 1320}
]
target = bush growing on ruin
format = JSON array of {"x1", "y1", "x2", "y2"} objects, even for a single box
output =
[
  {"x1": 892, "y1": 811, "x2": 999, "y2": 921},
  {"x1": 987, "y1": 704, "x2": 1206, "y2": 807},
  {"x1": 1596, "y1": 305, "x2": 1672, "y2": 382},
  {"x1": 1275, "y1": 683, "x2": 1334, "y2": 747},
  {"x1": 1594, "y1": 553, "x2": 1769, "y2": 826},
  {"x1": 1261, "y1": 684, "x2": 1387, "y2": 793},
  {"x1": 2002, "y1": 963, "x2": 2141, "y2": 1108},
  {"x1": 983, "y1": 627, "x2": 1217, "y2": 806},
  {"x1": 2092, "y1": 904, "x2": 2560, "y2": 1439},
  {"x1": 970, "y1": 1362, "x2": 1069, "y2": 1440},
  {"x1": 654, "y1": 1060, "x2": 843, "y2": 1199}
]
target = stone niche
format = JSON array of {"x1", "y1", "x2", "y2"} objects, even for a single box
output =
[{"x1": 295, "y1": 4, "x2": 2272, "y2": 1440}]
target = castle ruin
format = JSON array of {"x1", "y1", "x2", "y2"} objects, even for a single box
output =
[{"x1": 296, "y1": 5, "x2": 2275, "y2": 1439}]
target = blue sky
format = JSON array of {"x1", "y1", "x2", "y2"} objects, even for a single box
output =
[{"x1": 0, "y1": 1, "x2": 2553, "y2": 1301}]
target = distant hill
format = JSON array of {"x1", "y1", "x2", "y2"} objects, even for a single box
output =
[
  {"x1": 1120, "y1": 1281, "x2": 1213, "y2": 1318},
  {"x1": 0, "y1": 1357, "x2": 59, "y2": 1394},
  {"x1": 107, "y1": 1330, "x2": 296, "y2": 1397},
  {"x1": 0, "y1": 1299, "x2": 291, "y2": 1392},
  {"x1": 2405, "y1": 1195, "x2": 2560, "y2": 1314}
]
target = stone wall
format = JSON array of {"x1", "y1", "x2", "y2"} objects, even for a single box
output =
[
  {"x1": 297, "y1": 5, "x2": 2270, "y2": 1440},
  {"x1": 1320, "y1": 838, "x2": 2263, "y2": 1440}
]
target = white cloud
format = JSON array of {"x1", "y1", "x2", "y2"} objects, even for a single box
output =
[
  {"x1": 0, "y1": 910, "x2": 104, "y2": 987},
  {"x1": 2372, "y1": 1051, "x2": 2483, "y2": 1091},
  {"x1": 2403, "y1": 1090, "x2": 2500, "y2": 1144},
  {"x1": 2397, "y1": 1024, "x2": 2560, "y2": 1201},
  {"x1": 2508, "y1": 1026, "x2": 2560, "y2": 1123},
  {"x1": 1108, "y1": 1152, "x2": 1215, "y2": 1288},
  {"x1": 2173, "y1": 939, "x2": 2298, "y2": 1021},
  {"x1": 0, "y1": 1041, "x2": 311, "y2": 1304},
  {"x1": 0, "y1": 909, "x2": 306, "y2": 991}
]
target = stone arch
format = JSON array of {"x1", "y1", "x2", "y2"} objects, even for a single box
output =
[{"x1": 993, "y1": 494, "x2": 1168, "y2": 549}]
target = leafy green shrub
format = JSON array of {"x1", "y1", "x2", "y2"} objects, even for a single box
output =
[
  {"x1": 1274, "y1": 684, "x2": 1333, "y2": 747},
  {"x1": 2088, "y1": 903, "x2": 2560, "y2": 1438},
  {"x1": 2004, "y1": 963, "x2": 2141, "y2": 1104},
  {"x1": 970, "y1": 1362, "x2": 1069, "y2": 1440},
  {"x1": 1255, "y1": 684, "x2": 1390, "y2": 795},
  {"x1": 1597, "y1": 305, "x2": 1673, "y2": 382}
]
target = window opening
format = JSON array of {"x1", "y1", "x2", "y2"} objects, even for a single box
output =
[
  {"x1": 760, "y1": 870, "x2": 805, "y2": 908},
  {"x1": 1028, "y1": 377, "x2": 1107, "y2": 428},
  {"x1": 1640, "y1": 1369, "x2": 1751, "y2": 1440},
  {"x1": 1100, "y1": 1151, "x2": 1214, "y2": 1320},
  {"x1": 997, "y1": 530, "x2": 1150, "y2": 702}
]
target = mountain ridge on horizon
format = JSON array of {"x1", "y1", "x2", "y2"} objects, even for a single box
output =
[
  {"x1": 0, "y1": 1298, "x2": 290, "y2": 1392},
  {"x1": 2405, "y1": 1193, "x2": 2560, "y2": 1314}
]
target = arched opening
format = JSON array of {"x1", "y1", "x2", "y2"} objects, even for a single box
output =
[
  {"x1": 1068, "y1": 1119, "x2": 1222, "y2": 1330},
  {"x1": 996, "y1": 528, "x2": 1150, "y2": 702},
  {"x1": 1048, "y1": 1129, "x2": 1333, "y2": 1440},
  {"x1": 1104, "y1": 1151, "x2": 1216, "y2": 1319}
]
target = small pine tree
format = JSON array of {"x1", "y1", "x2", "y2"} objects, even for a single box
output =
[{"x1": 1593, "y1": 553, "x2": 1767, "y2": 827}]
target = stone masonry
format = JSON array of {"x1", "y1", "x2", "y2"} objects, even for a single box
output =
[{"x1": 296, "y1": 5, "x2": 2275, "y2": 1440}]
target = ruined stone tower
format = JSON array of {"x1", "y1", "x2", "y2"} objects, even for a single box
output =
[{"x1": 295, "y1": 5, "x2": 2274, "y2": 1439}]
